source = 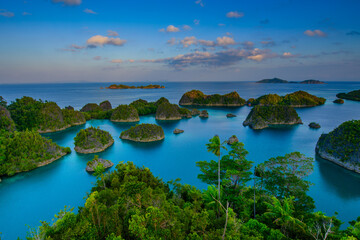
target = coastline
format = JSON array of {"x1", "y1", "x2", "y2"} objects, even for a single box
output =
[{"x1": 74, "y1": 139, "x2": 114, "y2": 154}]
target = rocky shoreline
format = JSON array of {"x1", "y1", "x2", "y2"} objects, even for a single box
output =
[{"x1": 75, "y1": 139, "x2": 114, "y2": 154}]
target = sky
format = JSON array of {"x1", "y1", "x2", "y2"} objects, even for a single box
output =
[{"x1": 0, "y1": 0, "x2": 359, "y2": 83}]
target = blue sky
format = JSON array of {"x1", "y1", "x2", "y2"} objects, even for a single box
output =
[{"x1": 0, "y1": 0, "x2": 359, "y2": 83}]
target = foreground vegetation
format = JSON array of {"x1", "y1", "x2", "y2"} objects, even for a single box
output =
[{"x1": 26, "y1": 137, "x2": 360, "y2": 240}]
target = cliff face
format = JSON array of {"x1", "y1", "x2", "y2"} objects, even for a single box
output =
[
  {"x1": 243, "y1": 106, "x2": 302, "y2": 129},
  {"x1": 120, "y1": 123, "x2": 165, "y2": 142},
  {"x1": 100, "y1": 101, "x2": 112, "y2": 111},
  {"x1": 80, "y1": 103, "x2": 103, "y2": 112},
  {"x1": 155, "y1": 102, "x2": 181, "y2": 120},
  {"x1": 110, "y1": 105, "x2": 139, "y2": 122},
  {"x1": 0, "y1": 106, "x2": 15, "y2": 131},
  {"x1": 179, "y1": 90, "x2": 246, "y2": 107},
  {"x1": 316, "y1": 120, "x2": 360, "y2": 173}
]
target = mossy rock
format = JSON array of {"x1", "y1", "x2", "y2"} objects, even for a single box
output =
[
  {"x1": 243, "y1": 106, "x2": 302, "y2": 129},
  {"x1": 120, "y1": 123, "x2": 165, "y2": 142},
  {"x1": 316, "y1": 120, "x2": 360, "y2": 173},
  {"x1": 333, "y1": 99, "x2": 344, "y2": 104},
  {"x1": 111, "y1": 105, "x2": 139, "y2": 122},
  {"x1": 191, "y1": 109, "x2": 200, "y2": 116},
  {"x1": 74, "y1": 127, "x2": 114, "y2": 154},
  {"x1": 0, "y1": 106, "x2": 15, "y2": 132},
  {"x1": 100, "y1": 101, "x2": 112, "y2": 111},
  {"x1": 179, "y1": 90, "x2": 246, "y2": 106},
  {"x1": 0, "y1": 130, "x2": 71, "y2": 177},
  {"x1": 80, "y1": 103, "x2": 103, "y2": 112},
  {"x1": 309, "y1": 122, "x2": 321, "y2": 129},
  {"x1": 252, "y1": 91, "x2": 326, "y2": 107},
  {"x1": 86, "y1": 157, "x2": 114, "y2": 172},
  {"x1": 199, "y1": 110, "x2": 209, "y2": 118},
  {"x1": 156, "y1": 102, "x2": 181, "y2": 120},
  {"x1": 336, "y1": 90, "x2": 360, "y2": 102}
]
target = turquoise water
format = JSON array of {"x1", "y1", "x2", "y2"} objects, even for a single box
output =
[{"x1": 1, "y1": 82, "x2": 360, "y2": 239}]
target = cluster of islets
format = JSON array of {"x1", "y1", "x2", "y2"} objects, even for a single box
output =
[{"x1": 0, "y1": 87, "x2": 359, "y2": 181}]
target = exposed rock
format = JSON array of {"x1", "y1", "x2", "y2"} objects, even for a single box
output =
[
  {"x1": 111, "y1": 105, "x2": 139, "y2": 122},
  {"x1": 309, "y1": 122, "x2": 321, "y2": 129},
  {"x1": 74, "y1": 127, "x2": 114, "y2": 154},
  {"x1": 179, "y1": 90, "x2": 246, "y2": 107},
  {"x1": 316, "y1": 120, "x2": 360, "y2": 173},
  {"x1": 191, "y1": 109, "x2": 200, "y2": 116},
  {"x1": 199, "y1": 110, "x2": 209, "y2": 118},
  {"x1": 156, "y1": 102, "x2": 181, "y2": 120},
  {"x1": 226, "y1": 113, "x2": 237, "y2": 118},
  {"x1": 333, "y1": 99, "x2": 344, "y2": 104},
  {"x1": 100, "y1": 100, "x2": 112, "y2": 111},
  {"x1": 0, "y1": 106, "x2": 15, "y2": 131},
  {"x1": 86, "y1": 157, "x2": 114, "y2": 172},
  {"x1": 80, "y1": 103, "x2": 102, "y2": 112},
  {"x1": 243, "y1": 106, "x2": 302, "y2": 130},
  {"x1": 337, "y1": 90, "x2": 360, "y2": 102},
  {"x1": 173, "y1": 128, "x2": 184, "y2": 134},
  {"x1": 120, "y1": 123, "x2": 165, "y2": 142},
  {"x1": 65, "y1": 106, "x2": 74, "y2": 110},
  {"x1": 227, "y1": 135, "x2": 239, "y2": 145}
]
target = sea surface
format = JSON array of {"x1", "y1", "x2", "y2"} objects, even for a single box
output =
[{"x1": 1, "y1": 81, "x2": 360, "y2": 239}]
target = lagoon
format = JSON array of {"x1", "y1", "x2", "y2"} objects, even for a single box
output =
[{"x1": 1, "y1": 81, "x2": 360, "y2": 239}]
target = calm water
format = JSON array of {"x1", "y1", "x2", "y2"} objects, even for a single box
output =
[{"x1": 1, "y1": 82, "x2": 360, "y2": 239}]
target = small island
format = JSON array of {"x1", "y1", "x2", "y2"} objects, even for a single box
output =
[
  {"x1": 155, "y1": 102, "x2": 182, "y2": 120},
  {"x1": 111, "y1": 105, "x2": 139, "y2": 122},
  {"x1": 252, "y1": 91, "x2": 326, "y2": 107},
  {"x1": 86, "y1": 155, "x2": 114, "y2": 172},
  {"x1": 7, "y1": 96, "x2": 86, "y2": 133},
  {"x1": 243, "y1": 106, "x2": 302, "y2": 129},
  {"x1": 179, "y1": 90, "x2": 246, "y2": 107},
  {"x1": 0, "y1": 130, "x2": 71, "y2": 177},
  {"x1": 333, "y1": 99, "x2": 344, "y2": 104},
  {"x1": 199, "y1": 110, "x2": 209, "y2": 118},
  {"x1": 336, "y1": 90, "x2": 360, "y2": 102},
  {"x1": 173, "y1": 128, "x2": 184, "y2": 134},
  {"x1": 120, "y1": 123, "x2": 165, "y2": 142},
  {"x1": 316, "y1": 120, "x2": 360, "y2": 173},
  {"x1": 106, "y1": 84, "x2": 165, "y2": 89},
  {"x1": 74, "y1": 127, "x2": 114, "y2": 154},
  {"x1": 309, "y1": 122, "x2": 321, "y2": 129},
  {"x1": 257, "y1": 78, "x2": 325, "y2": 84}
]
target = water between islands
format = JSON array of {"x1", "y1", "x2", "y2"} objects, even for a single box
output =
[{"x1": 1, "y1": 82, "x2": 360, "y2": 239}]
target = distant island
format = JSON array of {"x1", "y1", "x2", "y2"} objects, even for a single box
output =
[
  {"x1": 179, "y1": 90, "x2": 246, "y2": 107},
  {"x1": 74, "y1": 127, "x2": 114, "y2": 154},
  {"x1": 316, "y1": 120, "x2": 360, "y2": 173},
  {"x1": 106, "y1": 84, "x2": 165, "y2": 89},
  {"x1": 257, "y1": 78, "x2": 325, "y2": 84},
  {"x1": 336, "y1": 89, "x2": 360, "y2": 102}
]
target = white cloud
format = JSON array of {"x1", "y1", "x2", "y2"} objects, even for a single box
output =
[
  {"x1": 195, "y1": 0, "x2": 204, "y2": 7},
  {"x1": 22, "y1": 12, "x2": 32, "y2": 16},
  {"x1": 304, "y1": 29, "x2": 327, "y2": 37},
  {"x1": 180, "y1": 36, "x2": 197, "y2": 47},
  {"x1": 159, "y1": 25, "x2": 180, "y2": 33},
  {"x1": 198, "y1": 39, "x2": 216, "y2": 47},
  {"x1": 52, "y1": 0, "x2": 81, "y2": 6},
  {"x1": 216, "y1": 36, "x2": 236, "y2": 46},
  {"x1": 0, "y1": 10, "x2": 14, "y2": 17},
  {"x1": 226, "y1": 11, "x2": 244, "y2": 18},
  {"x1": 111, "y1": 59, "x2": 123, "y2": 63},
  {"x1": 83, "y1": 8, "x2": 97, "y2": 14},
  {"x1": 167, "y1": 37, "x2": 177, "y2": 45},
  {"x1": 93, "y1": 56, "x2": 101, "y2": 60},
  {"x1": 183, "y1": 25, "x2": 192, "y2": 31},
  {"x1": 107, "y1": 30, "x2": 119, "y2": 36},
  {"x1": 194, "y1": 19, "x2": 200, "y2": 25},
  {"x1": 86, "y1": 35, "x2": 127, "y2": 47},
  {"x1": 128, "y1": 59, "x2": 135, "y2": 63},
  {"x1": 70, "y1": 44, "x2": 86, "y2": 49}
]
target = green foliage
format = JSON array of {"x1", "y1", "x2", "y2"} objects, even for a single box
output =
[
  {"x1": 129, "y1": 99, "x2": 157, "y2": 115},
  {"x1": 337, "y1": 90, "x2": 360, "y2": 101},
  {"x1": 0, "y1": 130, "x2": 69, "y2": 176},
  {"x1": 0, "y1": 96, "x2": 7, "y2": 107},
  {"x1": 155, "y1": 102, "x2": 181, "y2": 120},
  {"x1": 120, "y1": 123, "x2": 164, "y2": 141},
  {"x1": 74, "y1": 127, "x2": 113, "y2": 150},
  {"x1": 252, "y1": 91, "x2": 326, "y2": 107},
  {"x1": 255, "y1": 152, "x2": 315, "y2": 214},
  {"x1": 317, "y1": 120, "x2": 360, "y2": 162},
  {"x1": 110, "y1": 105, "x2": 139, "y2": 122},
  {"x1": 180, "y1": 90, "x2": 246, "y2": 106},
  {"x1": 0, "y1": 106, "x2": 15, "y2": 131}
]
